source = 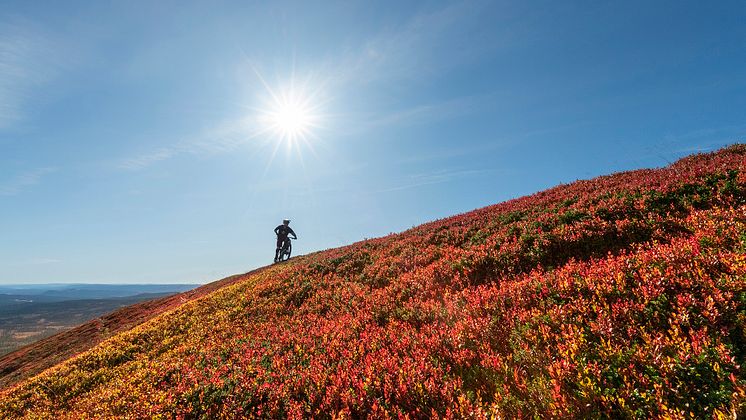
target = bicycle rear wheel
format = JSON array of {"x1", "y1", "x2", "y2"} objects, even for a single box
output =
[{"x1": 280, "y1": 241, "x2": 292, "y2": 262}]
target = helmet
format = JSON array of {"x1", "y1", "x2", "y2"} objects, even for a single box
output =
[{"x1": 283, "y1": 219, "x2": 290, "y2": 224}]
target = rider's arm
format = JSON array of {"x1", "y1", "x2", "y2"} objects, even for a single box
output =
[
  {"x1": 274, "y1": 225, "x2": 281, "y2": 235},
  {"x1": 289, "y1": 227, "x2": 297, "y2": 239}
]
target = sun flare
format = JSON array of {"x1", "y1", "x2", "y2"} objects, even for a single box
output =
[
  {"x1": 268, "y1": 100, "x2": 312, "y2": 140},
  {"x1": 258, "y1": 84, "x2": 321, "y2": 148}
]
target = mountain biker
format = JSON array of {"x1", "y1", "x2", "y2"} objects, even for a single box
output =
[{"x1": 274, "y1": 219, "x2": 297, "y2": 262}]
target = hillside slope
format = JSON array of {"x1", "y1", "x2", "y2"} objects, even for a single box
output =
[{"x1": 1, "y1": 146, "x2": 746, "y2": 418}]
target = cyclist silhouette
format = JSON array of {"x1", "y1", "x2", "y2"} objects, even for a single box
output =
[{"x1": 274, "y1": 219, "x2": 297, "y2": 263}]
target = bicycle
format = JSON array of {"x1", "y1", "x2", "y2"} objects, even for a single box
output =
[{"x1": 275, "y1": 237, "x2": 294, "y2": 263}]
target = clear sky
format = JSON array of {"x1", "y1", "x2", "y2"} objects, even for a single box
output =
[{"x1": 1, "y1": 1, "x2": 745, "y2": 284}]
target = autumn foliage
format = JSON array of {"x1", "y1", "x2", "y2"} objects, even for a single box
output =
[{"x1": 2, "y1": 145, "x2": 746, "y2": 418}]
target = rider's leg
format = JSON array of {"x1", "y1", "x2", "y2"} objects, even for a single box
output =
[{"x1": 275, "y1": 238, "x2": 283, "y2": 262}]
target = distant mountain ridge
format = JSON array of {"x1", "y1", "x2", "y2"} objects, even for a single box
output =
[
  {"x1": 0, "y1": 284, "x2": 197, "y2": 301},
  {"x1": 1, "y1": 145, "x2": 745, "y2": 418}
]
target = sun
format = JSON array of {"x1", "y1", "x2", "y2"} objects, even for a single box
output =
[
  {"x1": 257, "y1": 82, "x2": 321, "y2": 148},
  {"x1": 267, "y1": 98, "x2": 313, "y2": 141}
]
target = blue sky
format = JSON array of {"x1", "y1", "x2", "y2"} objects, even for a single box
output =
[{"x1": 1, "y1": 1, "x2": 745, "y2": 284}]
